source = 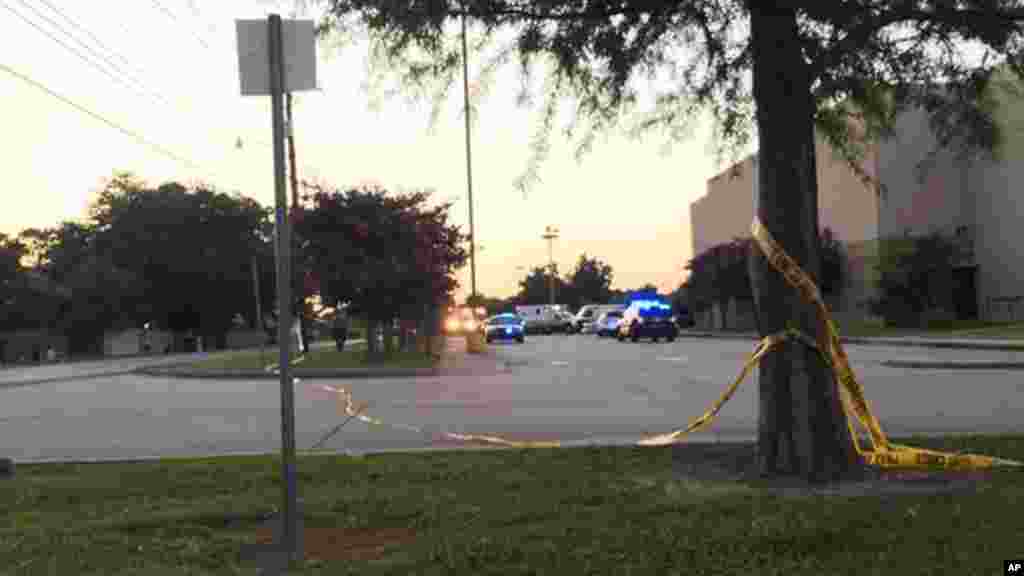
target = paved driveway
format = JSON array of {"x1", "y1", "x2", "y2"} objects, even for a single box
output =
[{"x1": 1, "y1": 336, "x2": 1023, "y2": 462}]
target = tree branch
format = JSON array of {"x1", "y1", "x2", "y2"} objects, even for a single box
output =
[{"x1": 808, "y1": 2, "x2": 1024, "y2": 85}]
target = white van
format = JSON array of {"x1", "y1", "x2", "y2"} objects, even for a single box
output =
[{"x1": 515, "y1": 305, "x2": 568, "y2": 334}]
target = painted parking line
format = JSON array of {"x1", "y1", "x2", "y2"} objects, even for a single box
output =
[
  {"x1": 551, "y1": 361, "x2": 570, "y2": 367},
  {"x1": 657, "y1": 356, "x2": 688, "y2": 363}
]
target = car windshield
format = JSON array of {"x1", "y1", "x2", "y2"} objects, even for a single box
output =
[
  {"x1": 488, "y1": 316, "x2": 521, "y2": 325},
  {"x1": 606, "y1": 311, "x2": 622, "y2": 319}
]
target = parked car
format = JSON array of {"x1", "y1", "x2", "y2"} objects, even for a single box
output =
[
  {"x1": 616, "y1": 299, "x2": 678, "y2": 343},
  {"x1": 553, "y1": 310, "x2": 575, "y2": 333},
  {"x1": 595, "y1": 310, "x2": 624, "y2": 337},
  {"x1": 571, "y1": 305, "x2": 600, "y2": 333},
  {"x1": 484, "y1": 313, "x2": 526, "y2": 344},
  {"x1": 574, "y1": 304, "x2": 624, "y2": 334}
]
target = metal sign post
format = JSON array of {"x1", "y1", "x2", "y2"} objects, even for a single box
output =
[
  {"x1": 237, "y1": 14, "x2": 316, "y2": 565},
  {"x1": 267, "y1": 14, "x2": 299, "y2": 563}
]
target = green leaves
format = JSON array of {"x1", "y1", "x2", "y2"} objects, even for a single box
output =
[
  {"x1": 869, "y1": 232, "x2": 958, "y2": 327},
  {"x1": 320, "y1": 1, "x2": 1024, "y2": 197},
  {"x1": 296, "y1": 183, "x2": 467, "y2": 322}
]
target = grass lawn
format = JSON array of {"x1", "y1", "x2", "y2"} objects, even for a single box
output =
[
  {"x1": 838, "y1": 318, "x2": 1024, "y2": 340},
  {"x1": 4, "y1": 435, "x2": 1024, "y2": 575},
  {"x1": 186, "y1": 341, "x2": 437, "y2": 371}
]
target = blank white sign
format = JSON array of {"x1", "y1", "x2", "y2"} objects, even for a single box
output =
[{"x1": 236, "y1": 19, "x2": 317, "y2": 95}]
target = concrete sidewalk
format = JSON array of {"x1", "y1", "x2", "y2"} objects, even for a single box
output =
[{"x1": 677, "y1": 329, "x2": 1024, "y2": 369}]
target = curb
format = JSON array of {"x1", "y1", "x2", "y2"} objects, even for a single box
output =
[
  {"x1": 881, "y1": 360, "x2": 1024, "y2": 370},
  {"x1": 675, "y1": 330, "x2": 1024, "y2": 352},
  {"x1": 134, "y1": 349, "x2": 507, "y2": 380},
  {"x1": 135, "y1": 367, "x2": 444, "y2": 379}
]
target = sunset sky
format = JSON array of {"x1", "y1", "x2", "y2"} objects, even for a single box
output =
[{"x1": 0, "y1": 0, "x2": 741, "y2": 300}]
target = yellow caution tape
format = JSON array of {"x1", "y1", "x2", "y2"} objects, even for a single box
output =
[
  {"x1": 641, "y1": 217, "x2": 1020, "y2": 470},
  {"x1": 317, "y1": 383, "x2": 561, "y2": 449},
  {"x1": 295, "y1": 224, "x2": 1021, "y2": 468}
]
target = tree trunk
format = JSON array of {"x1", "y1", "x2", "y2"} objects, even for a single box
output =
[
  {"x1": 397, "y1": 325, "x2": 408, "y2": 351},
  {"x1": 365, "y1": 316, "x2": 379, "y2": 357},
  {"x1": 748, "y1": 3, "x2": 859, "y2": 483},
  {"x1": 382, "y1": 319, "x2": 395, "y2": 355}
]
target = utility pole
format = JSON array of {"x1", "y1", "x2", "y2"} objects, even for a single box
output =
[
  {"x1": 542, "y1": 225, "x2": 559, "y2": 305},
  {"x1": 286, "y1": 92, "x2": 306, "y2": 353},
  {"x1": 460, "y1": 9, "x2": 477, "y2": 305}
]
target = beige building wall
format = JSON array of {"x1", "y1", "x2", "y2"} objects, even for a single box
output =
[
  {"x1": 873, "y1": 70, "x2": 1024, "y2": 321},
  {"x1": 816, "y1": 136, "x2": 880, "y2": 244},
  {"x1": 877, "y1": 107, "x2": 970, "y2": 239},
  {"x1": 690, "y1": 74, "x2": 1024, "y2": 325},
  {"x1": 690, "y1": 154, "x2": 757, "y2": 258},
  {"x1": 689, "y1": 131, "x2": 879, "y2": 322},
  {"x1": 967, "y1": 70, "x2": 1024, "y2": 321}
]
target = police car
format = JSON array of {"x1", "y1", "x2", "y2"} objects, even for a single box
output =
[
  {"x1": 616, "y1": 293, "x2": 679, "y2": 343},
  {"x1": 484, "y1": 313, "x2": 526, "y2": 344}
]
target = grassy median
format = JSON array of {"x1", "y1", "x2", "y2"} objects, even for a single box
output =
[
  {"x1": 838, "y1": 318, "x2": 1024, "y2": 340},
  {"x1": 3, "y1": 435, "x2": 1023, "y2": 575},
  {"x1": 188, "y1": 341, "x2": 436, "y2": 371}
]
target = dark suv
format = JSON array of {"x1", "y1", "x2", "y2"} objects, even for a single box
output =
[{"x1": 616, "y1": 300, "x2": 678, "y2": 343}]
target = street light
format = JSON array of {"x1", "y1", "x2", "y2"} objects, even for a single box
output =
[
  {"x1": 461, "y1": 8, "x2": 477, "y2": 302},
  {"x1": 542, "y1": 226, "x2": 559, "y2": 305}
]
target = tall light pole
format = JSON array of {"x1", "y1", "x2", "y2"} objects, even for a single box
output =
[
  {"x1": 542, "y1": 225, "x2": 559, "y2": 305},
  {"x1": 460, "y1": 9, "x2": 477, "y2": 304}
]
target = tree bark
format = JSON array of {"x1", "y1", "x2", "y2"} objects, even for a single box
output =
[
  {"x1": 748, "y1": 3, "x2": 860, "y2": 483},
  {"x1": 365, "y1": 316, "x2": 379, "y2": 357},
  {"x1": 382, "y1": 319, "x2": 395, "y2": 355}
]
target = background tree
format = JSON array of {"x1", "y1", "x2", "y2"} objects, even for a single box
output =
[
  {"x1": 669, "y1": 282, "x2": 692, "y2": 325},
  {"x1": 87, "y1": 173, "x2": 274, "y2": 349},
  {"x1": 296, "y1": 183, "x2": 467, "y2": 357},
  {"x1": 61, "y1": 251, "x2": 153, "y2": 355},
  {"x1": 17, "y1": 222, "x2": 95, "y2": 287},
  {"x1": 687, "y1": 231, "x2": 841, "y2": 330},
  {"x1": 818, "y1": 227, "x2": 847, "y2": 303},
  {"x1": 1, "y1": 233, "x2": 36, "y2": 331},
  {"x1": 515, "y1": 265, "x2": 566, "y2": 305},
  {"x1": 870, "y1": 232, "x2": 956, "y2": 328},
  {"x1": 16, "y1": 222, "x2": 154, "y2": 355},
  {"x1": 564, "y1": 253, "x2": 614, "y2": 309},
  {"x1": 319, "y1": 0, "x2": 1024, "y2": 482},
  {"x1": 607, "y1": 289, "x2": 630, "y2": 305},
  {"x1": 465, "y1": 293, "x2": 508, "y2": 316}
]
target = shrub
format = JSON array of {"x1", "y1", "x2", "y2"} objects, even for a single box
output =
[{"x1": 869, "y1": 232, "x2": 956, "y2": 328}]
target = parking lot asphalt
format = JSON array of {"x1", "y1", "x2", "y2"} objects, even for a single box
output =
[{"x1": 2, "y1": 334, "x2": 1023, "y2": 463}]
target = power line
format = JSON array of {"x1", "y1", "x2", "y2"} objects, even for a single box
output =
[
  {"x1": 7, "y1": 0, "x2": 306, "y2": 182},
  {"x1": 21, "y1": 0, "x2": 255, "y2": 147},
  {"x1": 10, "y1": 0, "x2": 275, "y2": 153},
  {"x1": 149, "y1": 0, "x2": 211, "y2": 50},
  {"x1": 4, "y1": 0, "x2": 173, "y2": 108},
  {"x1": 0, "y1": 60, "x2": 217, "y2": 179},
  {"x1": 32, "y1": 0, "x2": 161, "y2": 101}
]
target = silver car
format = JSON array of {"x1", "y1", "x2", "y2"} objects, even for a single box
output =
[
  {"x1": 572, "y1": 305, "x2": 601, "y2": 334},
  {"x1": 595, "y1": 310, "x2": 624, "y2": 337}
]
